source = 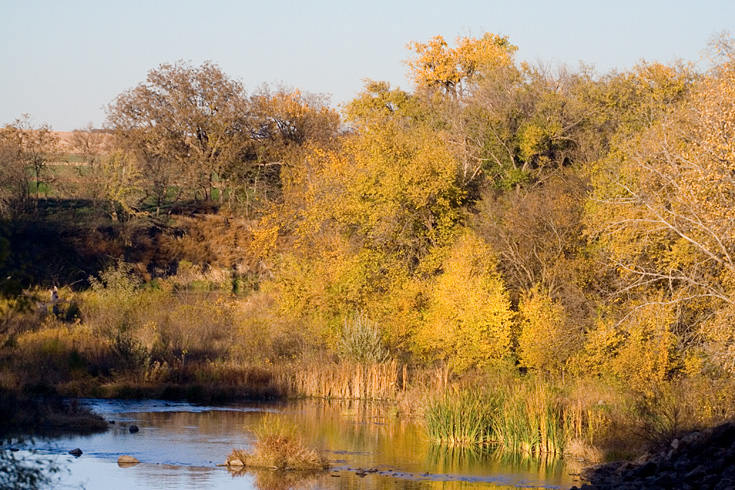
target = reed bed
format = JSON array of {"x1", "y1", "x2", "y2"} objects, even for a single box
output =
[
  {"x1": 422, "y1": 378, "x2": 612, "y2": 458},
  {"x1": 491, "y1": 381, "x2": 566, "y2": 455},
  {"x1": 423, "y1": 389, "x2": 498, "y2": 445},
  {"x1": 286, "y1": 360, "x2": 401, "y2": 400}
]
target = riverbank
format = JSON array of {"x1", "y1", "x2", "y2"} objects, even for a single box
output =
[
  {"x1": 573, "y1": 421, "x2": 735, "y2": 490},
  {"x1": 0, "y1": 388, "x2": 108, "y2": 436}
]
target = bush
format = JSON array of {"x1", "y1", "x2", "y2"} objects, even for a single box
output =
[
  {"x1": 337, "y1": 312, "x2": 389, "y2": 364},
  {"x1": 226, "y1": 415, "x2": 330, "y2": 471}
]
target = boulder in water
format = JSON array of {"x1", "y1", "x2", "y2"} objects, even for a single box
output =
[{"x1": 117, "y1": 455, "x2": 140, "y2": 467}]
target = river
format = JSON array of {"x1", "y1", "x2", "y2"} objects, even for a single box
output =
[{"x1": 12, "y1": 398, "x2": 580, "y2": 489}]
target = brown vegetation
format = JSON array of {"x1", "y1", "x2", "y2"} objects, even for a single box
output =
[{"x1": 226, "y1": 415, "x2": 330, "y2": 471}]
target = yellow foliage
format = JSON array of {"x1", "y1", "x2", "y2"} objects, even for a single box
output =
[
  {"x1": 517, "y1": 287, "x2": 574, "y2": 374},
  {"x1": 406, "y1": 33, "x2": 517, "y2": 96},
  {"x1": 270, "y1": 112, "x2": 466, "y2": 347},
  {"x1": 578, "y1": 300, "x2": 677, "y2": 394},
  {"x1": 418, "y1": 230, "x2": 513, "y2": 373}
]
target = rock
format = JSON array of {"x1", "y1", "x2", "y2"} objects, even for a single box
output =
[
  {"x1": 649, "y1": 473, "x2": 674, "y2": 488},
  {"x1": 684, "y1": 464, "x2": 706, "y2": 481},
  {"x1": 117, "y1": 455, "x2": 140, "y2": 467},
  {"x1": 68, "y1": 448, "x2": 83, "y2": 457},
  {"x1": 636, "y1": 460, "x2": 657, "y2": 478},
  {"x1": 227, "y1": 458, "x2": 244, "y2": 466},
  {"x1": 579, "y1": 422, "x2": 735, "y2": 490},
  {"x1": 128, "y1": 425, "x2": 139, "y2": 433}
]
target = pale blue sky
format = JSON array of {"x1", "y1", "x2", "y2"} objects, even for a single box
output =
[{"x1": 1, "y1": 0, "x2": 732, "y2": 130}]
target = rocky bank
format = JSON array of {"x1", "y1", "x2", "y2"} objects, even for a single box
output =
[{"x1": 572, "y1": 422, "x2": 735, "y2": 490}]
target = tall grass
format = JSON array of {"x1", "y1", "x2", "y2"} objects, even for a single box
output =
[
  {"x1": 490, "y1": 381, "x2": 565, "y2": 455},
  {"x1": 424, "y1": 389, "x2": 498, "y2": 445},
  {"x1": 422, "y1": 378, "x2": 614, "y2": 458},
  {"x1": 226, "y1": 415, "x2": 330, "y2": 471},
  {"x1": 287, "y1": 359, "x2": 401, "y2": 400}
]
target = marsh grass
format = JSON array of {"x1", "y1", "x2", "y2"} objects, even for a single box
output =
[
  {"x1": 424, "y1": 389, "x2": 498, "y2": 445},
  {"x1": 422, "y1": 377, "x2": 619, "y2": 458},
  {"x1": 288, "y1": 359, "x2": 400, "y2": 400},
  {"x1": 490, "y1": 381, "x2": 566, "y2": 455},
  {"x1": 226, "y1": 415, "x2": 330, "y2": 471}
]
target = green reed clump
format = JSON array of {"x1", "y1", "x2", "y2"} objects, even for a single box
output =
[
  {"x1": 491, "y1": 381, "x2": 566, "y2": 456},
  {"x1": 423, "y1": 380, "x2": 570, "y2": 456},
  {"x1": 423, "y1": 389, "x2": 499, "y2": 446}
]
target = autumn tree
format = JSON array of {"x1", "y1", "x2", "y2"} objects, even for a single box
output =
[
  {"x1": 235, "y1": 86, "x2": 340, "y2": 213},
  {"x1": 417, "y1": 230, "x2": 514, "y2": 373},
  {"x1": 586, "y1": 51, "x2": 735, "y2": 372},
  {"x1": 406, "y1": 33, "x2": 517, "y2": 98},
  {"x1": 70, "y1": 125, "x2": 111, "y2": 211},
  {"x1": 475, "y1": 169, "x2": 594, "y2": 330},
  {"x1": 106, "y1": 61, "x2": 249, "y2": 207},
  {"x1": 0, "y1": 133, "x2": 24, "y2": 216},
  {"x1": 267, "y1": 111, "x2": 465, "y2": 348},
  {"x1": 0, "y1": 115, "x2": 58, "y2": 203}
]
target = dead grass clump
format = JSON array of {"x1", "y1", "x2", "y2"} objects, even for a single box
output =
[{"x1": 226, "y1": 415, "x2": 330, "y2": 471}]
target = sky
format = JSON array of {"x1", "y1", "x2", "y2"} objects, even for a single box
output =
[{"x1": 1, "y1": 0, "x2": 733, "y2": 131}]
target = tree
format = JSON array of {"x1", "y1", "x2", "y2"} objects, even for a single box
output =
[
  {"x1": 586, "y1": 52, "x2": 735, "y2": 371},
  {"x1": 418, "y1": 230, "x2": 514, "y2": 373},
  {"x1": 0, "y1": 134, "x2": 24, "y2": 216},
  {"x1": 235, "y1": 85, "x2": 340, "y2": 213},
  {"x1": 70, "y1": 125, "x2": 112, "y2": 212},
  {"x1": 106, "y1": 61, "x2": 249, "y2": 207},
  {"x1": 267, "y1": 112, "x2": 466, "y2": 347},
  {"x1": 406, "y1": 33, "x2": 517, "y2": 98},
  {"x1": 0, "y1": 115, "x2": 58, "y2": 203}
]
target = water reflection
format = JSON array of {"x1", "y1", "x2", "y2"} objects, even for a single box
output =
[
  {"x1": 24, "y1": 398, "x2": 578, "y2": 490},
  {"x1": 229, "y1": 468, "x2": 322, "y2": 490}
]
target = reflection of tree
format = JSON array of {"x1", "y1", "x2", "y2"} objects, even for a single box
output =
[
  {"x1": 227, "y1": 467, "x2": 320, "y2": 490},
  {"x1": 0, "y1": 449, "x2": 61, "y2": 490}
]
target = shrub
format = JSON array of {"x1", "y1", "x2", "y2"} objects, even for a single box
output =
[
  {"x1": 226, "y1": 415, "x2": 330, "y2": 471},
  {"x1": 337, "y1": 312, "x2": 389, "y2": 364}
]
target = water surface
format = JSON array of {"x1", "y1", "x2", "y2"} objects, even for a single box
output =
[{"x1": 17, "y1": 399, "x2": 580, "y2": 490}]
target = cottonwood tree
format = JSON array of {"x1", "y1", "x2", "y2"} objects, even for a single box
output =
[
  {"x1": 406, "y1": 33, "x2": 517, "y2": 98},
  {"x1": 587, "y1": 53, "x2": 735, "y2": 371},
  {"x1": 235, "y1": 86, "x2": 340, "y2": 213},
  {"x1": 268, "y1": 113, "x2": 466, "y2": 347}
]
